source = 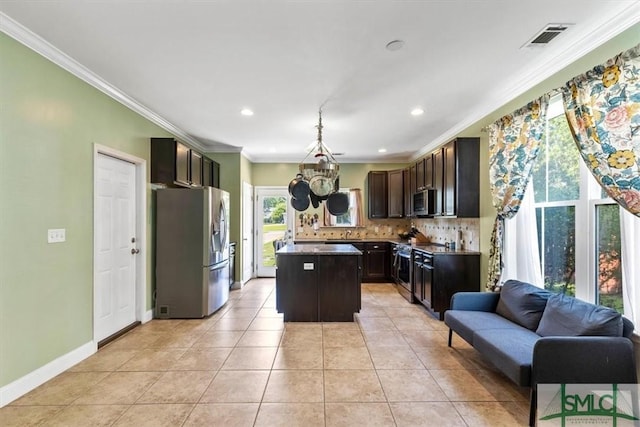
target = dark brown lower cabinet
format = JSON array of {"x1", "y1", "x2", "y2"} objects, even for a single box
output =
[
  {"x1": 347, "y1": 242, "x2": 388, "y2": 282},
  {"x1": 276, "y1": 253, "x2": 362, "y2": 322},
  {"x1": 275, "y1": 255, "x2": 318, "y2": 322},
  {"x1": 363, "y1": 242, "x2": 388, "y2": 282},
  {"x1": 317, "y1": 255, "x2": 362, "y2": 322},
  {"x1": 412, "y1": 249, "x2": 480, "y2": 320}
]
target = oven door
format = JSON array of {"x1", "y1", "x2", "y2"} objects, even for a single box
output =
[
  {"x1": 395, "y1": 252, "x2": 412, "y2": 302},
  {"x1": 391, "y1": 245, "x2": 399, "y2": 282}
]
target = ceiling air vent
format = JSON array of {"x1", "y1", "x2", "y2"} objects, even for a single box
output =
[{"x1": 522, "y1": 24, "x2": 572, "y2": 48}]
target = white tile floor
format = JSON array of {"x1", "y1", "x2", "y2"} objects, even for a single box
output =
[{"x1": 1, "y1": 279, "x2": 530, "y2": 426}]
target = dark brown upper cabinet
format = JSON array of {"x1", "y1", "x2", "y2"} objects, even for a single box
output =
[
  {"x1": 416, "y1": 158, "x2": 426, "y2": 191},
  {"x1": 367, "y1": 171, "x2": 388, "y2": 218},
  {"x1": 202, "y1": 157, "x2": 213, "y2": 187},
  {"x1": 211, "y1": 161, "x2": 220, "y2": 188},
  {"x1": 403, "y1": 168, "x2": 411, "y2": 217},
  {"x1": 174, "y1": 140, "x2": 190, "y2": 187},
  {"x1": 432, "y1": 137, "x2": 479, "y2": 217},
  {"x1": 387, "y1": 169, "x2": 404, "y2": 218},
  {"x1": 190, "y1": 150, "x2": 203, "y2": 187},
  {"x1": 432, "y1": 148, "x2": 444, "y2": 216},
  {"x1": 416, "y1": 155, "x2": 435, "y2": 191},
  {"x1": 151, "y1": 137, "x2": 220, "y2": 188},
  {"x1": 424, "y1": 154, "x2": 434, "y2": 189},
  {"x1": 410, "y1": 163, "x2": 417, "y2": 195}
]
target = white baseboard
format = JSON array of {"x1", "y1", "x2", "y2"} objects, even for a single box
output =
[
  {"x1": 0, "y1": 340, "x2": 96, "y2": 407},
  {"x1": 142, "y1": 309, "x2": 153, "y2": 323}
]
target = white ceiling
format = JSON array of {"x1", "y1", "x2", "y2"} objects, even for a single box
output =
[{"x1": 1, "y1": 1, "x2": 639, "y2": 163}]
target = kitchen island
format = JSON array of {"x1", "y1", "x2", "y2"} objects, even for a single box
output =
[{"x1": 275, "y1": 244, "x2": 362, "y2": 322}]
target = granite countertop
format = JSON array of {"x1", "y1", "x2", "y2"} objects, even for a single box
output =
[
  {"x1": 276, "y1": 243, "x2": 363, "y2": 255},
  {"x1": 294, "y1": 238, "x2": 479, "y2": 255},
  {"x1": 409, "y1": 243, "x2": 480, "y2": 255},
  {"x1": 295, "y1": 238, "x2": 405, "y2": 244}
]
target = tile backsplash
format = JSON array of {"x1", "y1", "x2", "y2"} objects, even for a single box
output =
[
  {"x1": 294, "y1": 217, "x2": 479, "y2": 251},
  {"x1": 413, "y1": 217, "x2": 480, "y2": 251}
]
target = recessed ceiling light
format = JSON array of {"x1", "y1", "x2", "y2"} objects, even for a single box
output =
[
  {"x1": 240, "y1": 108, "x2": 254, "y2": 116},
  {"x1": 411, "y1": 107, "x2": 424, "y2": 116},
  {"x1": 385, "y1": 40, "x2": 405, "y2": 51},
  {"x1": 378, "y1": 148, "x2": 387, "y2": 153}
]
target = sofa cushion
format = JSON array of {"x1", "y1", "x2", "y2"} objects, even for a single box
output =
[
  {"x1": 536, "y1": 293, "x2": 623, "y2": 337},
  {"x1": 495, "y1": 280, "x2": 553, "y2": 331},
  {"x1": 473, "y1": 327, "x2": 540, "y2": 387},
  {"x1": 444, "y1": 310, "x2": 523, "y2": 346}
]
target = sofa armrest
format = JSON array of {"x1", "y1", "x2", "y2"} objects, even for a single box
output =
[
  {"x1": 532, "y1": 336, "x2": 637, "y2": 385},
  {"x1": 449, "y1": 291, "x2": 500, "y2": 312}
]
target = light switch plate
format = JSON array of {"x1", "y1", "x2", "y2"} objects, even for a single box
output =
[{"x1": 48, "y1": 228, "x2": 66, "y2": 243}]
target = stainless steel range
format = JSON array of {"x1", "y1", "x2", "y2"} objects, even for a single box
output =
[{"x1": 392, "y1": 243, "x2": 413, "y2": 302}]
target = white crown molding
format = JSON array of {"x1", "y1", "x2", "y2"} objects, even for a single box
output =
[
  {"x1": 0, "y1": 11, "x2": 208, "y2": 152},
  {"x1": 411, "y1": 1, "x2": 640, "y2": 161},
  {"x1": 240, "y1": 148, "x2": 256, "y2": 163},
  {"x1": 205, "y1": 145, "x2": 245, "y2": 154}
]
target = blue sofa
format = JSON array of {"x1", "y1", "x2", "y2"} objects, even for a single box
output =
[{"x1": 444, "y1": 280, "x2": 637, "y2": 426}]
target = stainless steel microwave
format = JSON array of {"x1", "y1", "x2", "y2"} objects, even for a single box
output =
[{"x1": 413, "y1": 189, "x2": 436, "y2": 216}]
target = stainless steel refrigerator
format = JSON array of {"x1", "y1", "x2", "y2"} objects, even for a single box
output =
[{"x1": 155, "y1": 187, "x2": 230, "y2": 318}]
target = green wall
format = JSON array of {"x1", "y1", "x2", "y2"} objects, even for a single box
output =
[
  {"x1": 251, "y1": 162, "x2": 407, "y2": 189},
  {"x1": 0, "y1": 33, "x2": 170, "y2": 386},
  {"x1": 205, "y1": 152, "x2": 247, "y2": 282},
  {"x1": 240, "y1": 153, "x2": 253, "y2": 186}
]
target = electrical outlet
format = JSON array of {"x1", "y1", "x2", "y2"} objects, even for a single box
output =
[{"x1": 48, "y1": 228, "x2": 66, "y2": 243}]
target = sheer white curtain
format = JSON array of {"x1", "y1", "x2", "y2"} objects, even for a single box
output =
[
  {"x1": 502, "y1": 181, "x2": 544, "y2": 287},
  {"x1": 621, "y1": 208, "x2": 640, "y2": 327}
]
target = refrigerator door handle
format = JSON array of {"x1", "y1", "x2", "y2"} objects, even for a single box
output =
[{"x1": 209, "y1": 259, "x2": 229, "y2": 270}]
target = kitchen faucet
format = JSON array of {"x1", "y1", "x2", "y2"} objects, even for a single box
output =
[{"x1": 345, "y1": 230, "x2": 352, "y2": 239}]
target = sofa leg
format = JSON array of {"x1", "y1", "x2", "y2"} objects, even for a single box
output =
[
  {"x1": 529, "y1": 388, "x2": 536, "y2": 426},
  {"x1": 447, "y1": 329, "x2": 452, "y2": 347}
]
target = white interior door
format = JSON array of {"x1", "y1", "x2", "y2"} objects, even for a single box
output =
[
  {"x1": 95, "y1": 153, "x2": 137, "y2": 342},
  {"x1": 242, "y1": 181, "x2": 254, "y2": 283},
  {"x1": 256, "y1": 187, "x2": 293, "y2": 277}
]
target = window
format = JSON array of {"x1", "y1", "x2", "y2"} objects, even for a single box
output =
[
  {"x1": 595, "y1": 203, "x2": 623, "y2": 311},
  {"x1": 323, "y1": 188, "x2": 363, "y2": 227},
  {"x1": 535, "y1": 205, "x2": 576, "y2": 296},
  {"x1": 531, "y1": 96, "x2": 624, "y2": 312}
]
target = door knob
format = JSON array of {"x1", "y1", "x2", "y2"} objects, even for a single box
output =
[{"x1": 131, "y1": 248, "x2": 140, "y2": 254}]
